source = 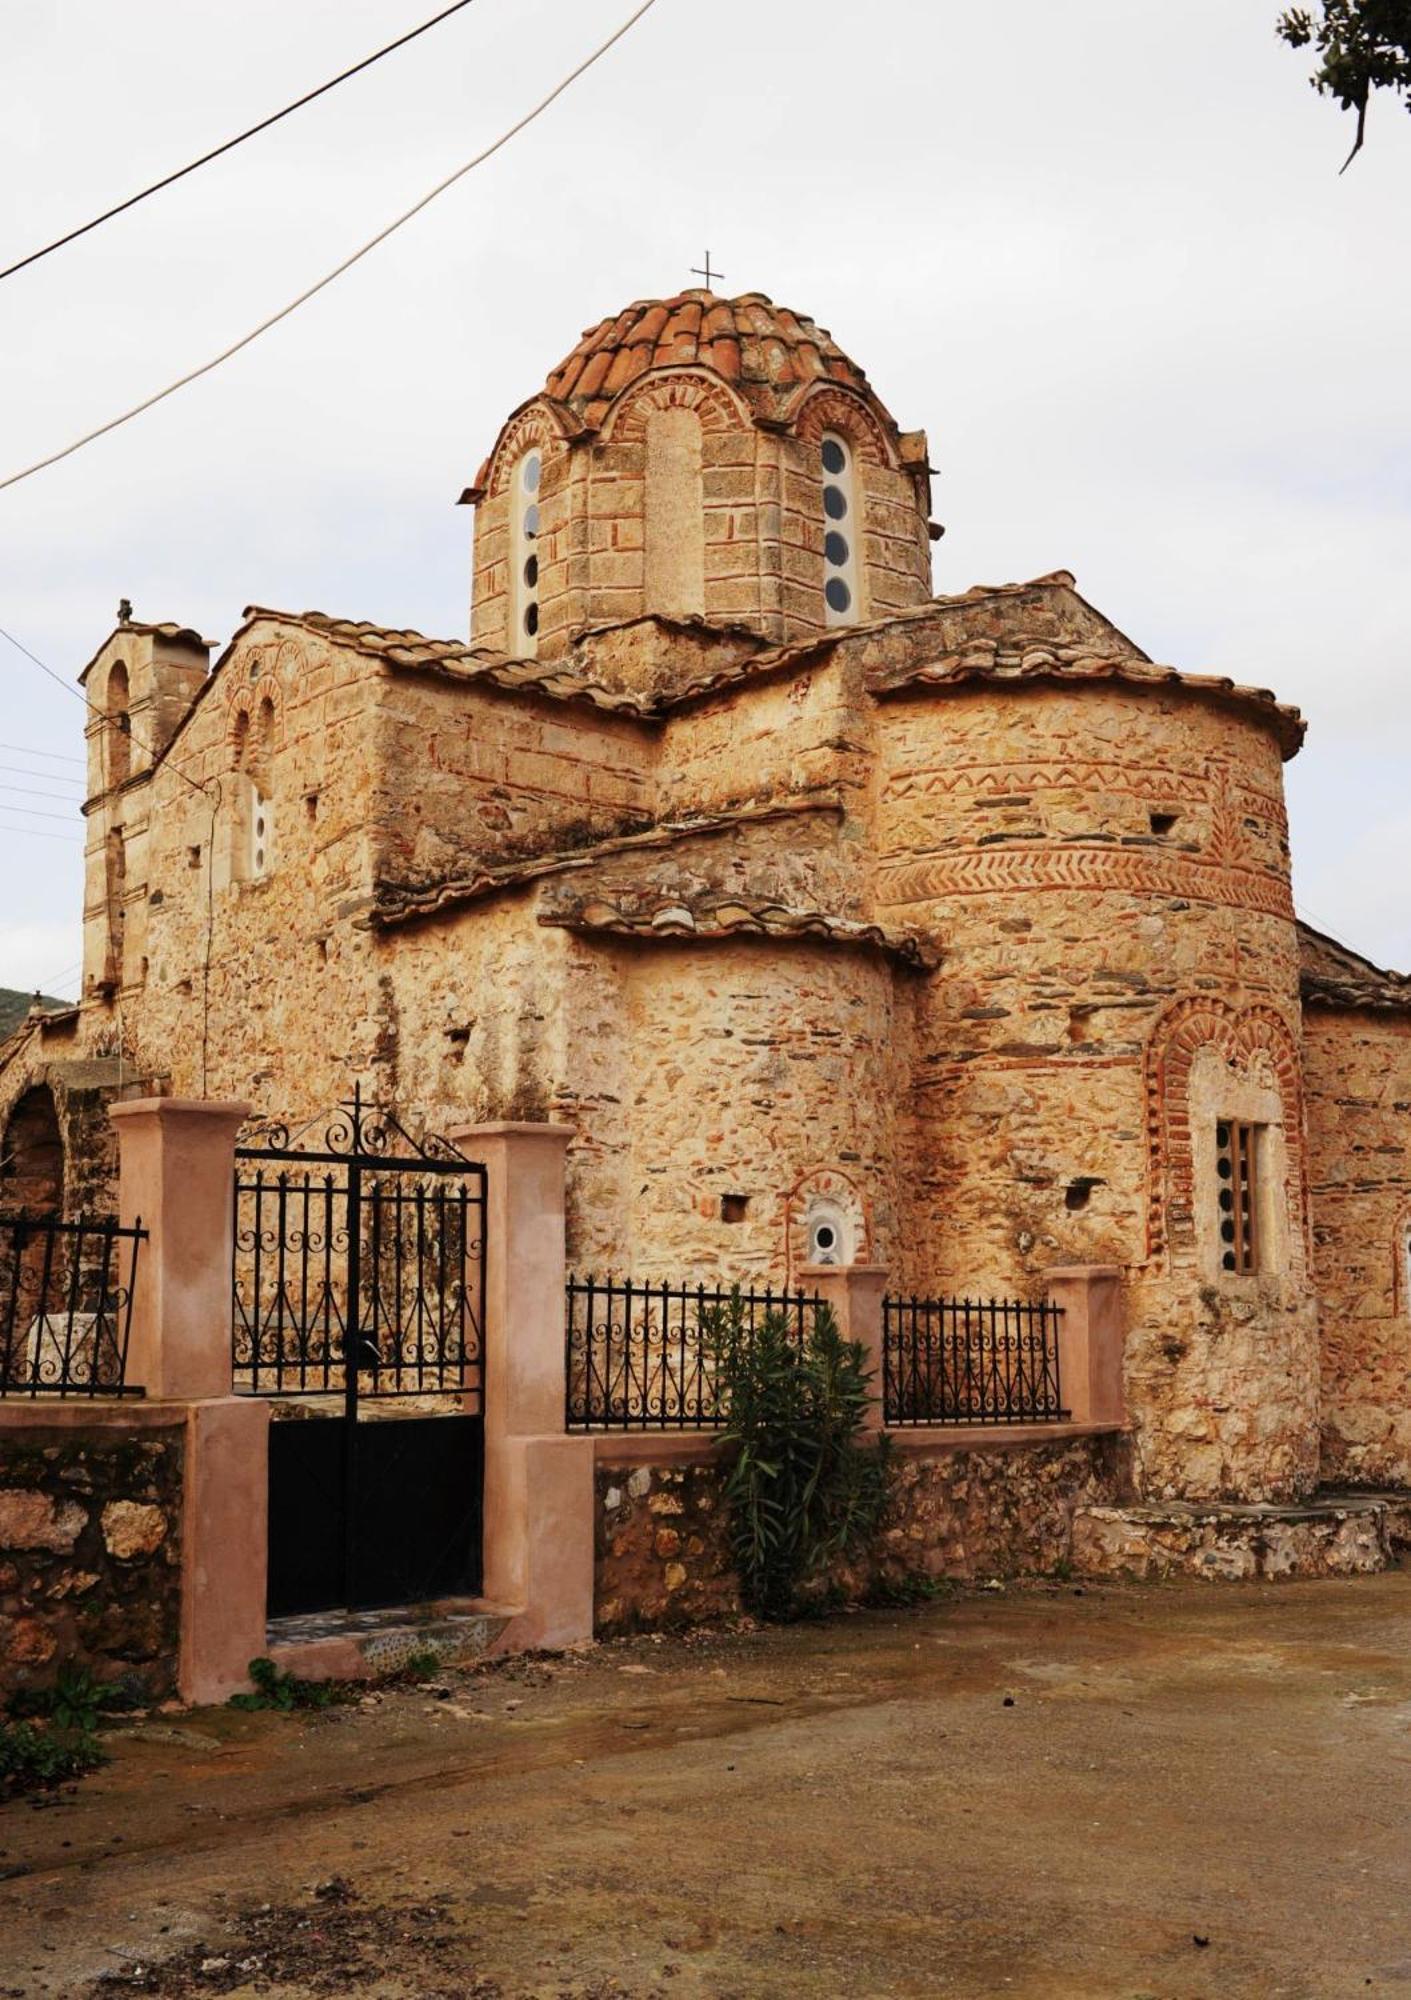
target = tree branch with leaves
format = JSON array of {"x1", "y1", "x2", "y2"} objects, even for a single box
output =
[{"x1": 1278, "y1": 2, "x2": 1411, "y2": 168}]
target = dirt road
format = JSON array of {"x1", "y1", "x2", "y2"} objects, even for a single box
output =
[{"x1": 4, "y1": 1574, "x2": 1411, "y2": 1998}]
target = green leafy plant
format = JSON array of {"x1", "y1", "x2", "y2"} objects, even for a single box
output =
[
  {"x1": 228, "y1": 1655, "x2": 352, "y2": 1713},
  {"x1": 0, "y1": 1717, "x2": 107, "y2": 1799},
  {"x1": 1277, "y1": 1, "x2": 1411, "y2": 167},
  {"x1": 708, "y1": 1293, "x2": 892, "y2": 1620}
]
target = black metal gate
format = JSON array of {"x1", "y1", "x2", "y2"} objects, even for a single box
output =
[{"x1": 233, "y1": 1089, "x2": 486, "y2": 1618}]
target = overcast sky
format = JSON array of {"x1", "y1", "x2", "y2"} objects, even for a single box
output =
[{"x1": 2, "y1": 0, "x2": 1407, "y2": 998}]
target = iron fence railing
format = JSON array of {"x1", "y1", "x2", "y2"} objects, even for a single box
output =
[
  {"x1": 565, "y1": 1275, "x2": 824, "y2": 1431},
  {"x1": 0, "y1": 1211, "x2": 146, "y2": 1398},
  {"x1": 883, "y1": 1294, "x2": 1065, "y2": 1427},
  {"x1": 232, "y1": 1090, "x2": 486, "y2": 1405}
]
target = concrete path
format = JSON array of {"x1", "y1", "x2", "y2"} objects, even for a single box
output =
[{"x1": 3, "y1": 1574, "x2": 1411, "y2": 1997}]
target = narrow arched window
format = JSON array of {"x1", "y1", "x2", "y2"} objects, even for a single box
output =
[
  {"x1": 249, "y1": 698, "x2": 276, "y2": 880},
  {"x1": 820, "y1": 432, "x2": 860, "y2": 628},
  {"x1": 511, "y1": 450, "x2": 542, "y2": 655},
  {"x1": 106, "y1": 660, "x2": 131, "y2": 789}
]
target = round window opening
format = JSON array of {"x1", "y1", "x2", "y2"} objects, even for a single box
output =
[
  {"x1": 821, "y1": 437, "x2": 847, "y2": 476},
  {"x1": 805, "y1": 1198, "x2": 853, "y2": 1267},
  {"x1": 823, "y1": 484, "x2": 848, "y2": 521},
  {"x1": 825, "y1": 577, "x2": 852, "y2": 615},
  {"x1": 824, "y1": 530, "x2": 849, "y2": 567},
  {"x1": 523, "y1": 452, "x2": 541, "y2": 493},
  {"x1": 524, "y1": 603, "x2": 539, "y2": 637},
  {"x1": 524, "y1": 554, "x2": 539, "y2": 589}
]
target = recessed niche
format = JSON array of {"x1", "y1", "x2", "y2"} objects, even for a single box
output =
[{"x1": 720, "y1": 1193, "x2": 749, "y2": 1224}]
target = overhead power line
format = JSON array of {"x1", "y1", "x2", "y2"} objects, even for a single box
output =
[
  {"x1": 0, "y1": 622, "x2": 214, "y2": 801},
  {"x1": 0, "y1": 740, "x2": 83, "y2": 764},
  {"x1": 0, "y1": 780, "x2": 84, "y2": 804},
  {"x1": 0, "y1": 797, "x2": 80, "y2": 823},
  {"x1": 0, "y1": 0, "x2": 660, "y2": 497},
  {"x1": 0, "y1": 763, "x2": 83, "y2": 789},
  {"x1": 0, "y1": 821, "x2": 81, "y2": 845},
  {"x1": 0, "y1": 0, "x2": 482, "y2": 285}
]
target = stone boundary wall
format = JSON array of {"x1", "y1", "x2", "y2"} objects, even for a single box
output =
[
  {"x1": 0, "y1": 1420, "x2": 184, "y2": 1703},
  {"x1": 595, "y1": 1429, "x2": 1129, "y2": 1635}
]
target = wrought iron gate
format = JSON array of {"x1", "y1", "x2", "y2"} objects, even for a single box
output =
[{"x1": 233, "y1": 1089, "x2": 486, "y2": 1618}]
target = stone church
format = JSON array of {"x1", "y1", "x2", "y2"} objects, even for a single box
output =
[{"x1": 3, "y1": 287, "x2": 1409, "y2": 1509}]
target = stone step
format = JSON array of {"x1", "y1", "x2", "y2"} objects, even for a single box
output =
[
  {"x1": 264, "y1": 1597, "x2": 512, "y2": 1683},
  {"x1": 1073, "y1": 1492, "x2": 1394, "y2": 1582}
]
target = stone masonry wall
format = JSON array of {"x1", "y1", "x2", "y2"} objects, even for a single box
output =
[
  {"x1": 874, "y1": 681, "x2": 1317, "y2": 1503},
  {"x1": 0, "y1": 1422, "x2": 184, "y2": 1702},
  {"x1": 560, "y1": 934, "x2": 907, "y2": 1278},
  {"x1": 471, "y1": 384, "x2": 930, "y2": 656},
  {"x1": 595, "y1": 1433, "x2": 1127, "y2": 1635},
  {"x1": 373, "y1": 671, "x2": 655, "y2": 896},
  {"x1": 1304, "y1": 1004, "x2": 1411, "y2": 1485}
]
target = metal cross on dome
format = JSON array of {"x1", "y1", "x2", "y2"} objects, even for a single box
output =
[{"x1": 691, "y1": 251, "x2": 724, "y2": 290}]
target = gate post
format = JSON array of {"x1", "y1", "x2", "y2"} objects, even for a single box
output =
[
  {"x1": 109, "y1": 1098, "x2": 268, "y2": 1705},
  {"x1": 800, "y1": 1264, "x2": 890, "y2": 1432},
  {"x1": 1042, "y1": 1265, "x2": 1126, "y2": 1425},
  {"x1": 451, "y1": 1120, "x2": 593, "y2": 1650}
]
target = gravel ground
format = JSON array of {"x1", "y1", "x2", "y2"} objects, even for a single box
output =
[{"x1": 3, "y1": 1573, "x2": 1411, "y2": 1998}]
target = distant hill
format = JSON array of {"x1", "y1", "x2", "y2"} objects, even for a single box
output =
[{"x1": 0, "y1": 988, "x2": 70, "y2": 1042}]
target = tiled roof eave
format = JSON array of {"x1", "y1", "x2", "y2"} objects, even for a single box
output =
[
  {"x1": 868, "y1": 654, "x2": 1306, "y2": 758},
  {"x1": 542, "y1": 898, "x2": 938, "y2": 971},
  {"x1": 364, "y1": 793, "x2": 847, "y2": 932}
]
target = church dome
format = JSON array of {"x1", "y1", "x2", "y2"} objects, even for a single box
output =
[{"x1": 544, "y1": 289, "x2": 875, "y2": 429}]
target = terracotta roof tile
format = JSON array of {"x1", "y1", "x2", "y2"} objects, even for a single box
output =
[
  {"x1": 1299, "y1": 921, "x2": 1411, "y2": 1012},
  {"x1": 366, "y1": 795, "x2": 846, "y2": 930},
  {"x1": 543, "y1": 893, "x2": 937, "y2": 970},
  {"x1": 236, "y1": 608, "x2": 657, "y2": 718},
  {"x1": 542, "y1": 289, "x2": 874, "y2": 428}
]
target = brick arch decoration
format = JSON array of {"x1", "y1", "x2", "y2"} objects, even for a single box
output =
[
  {"x1": 226, "y1": 673, "x2": 284, "y2": 781},
  {"x1": 601, "y1": 368, "x2": 750, "y2": 444},
  {"x1": 781, "y1": 1165, "x2": 872, "y2": 1280},
  {"x1": 1143, "y1": 996, "x2": 1310, "y2": 1266},
  {"x1": 483, "y1": 399, "x2": 574, "y2": 498},
  {"x1": 792, "y1": 384, "x2": 897, "y2": 467}
]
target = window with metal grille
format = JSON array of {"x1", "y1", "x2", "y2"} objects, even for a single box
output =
[
  {"x1": 512, "y1": 450, "x2": 541, "y2": 655},
  {"x1": 820, "y1": 432, "x2": 859, "y2": 627},
  {"x1": 1216, "y1": 1120, "x2": 1261, "y2": 1273}
]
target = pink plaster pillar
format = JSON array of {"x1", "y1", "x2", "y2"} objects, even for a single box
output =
[
  {"x1": 180, "y1": 1396, "x2": 269, "y2": 1704},
  {"x1": 450, "y1": 1121, "x2": 594, "y2": 1650},
  {"x1": 1042, "y1": 1265, "x2": 1126, "y2": 1426},
  {"x1": 109, "y1": 1098, "x2": 250, "y2": 1402},
  {"x1": 799, "y1": 1263, "x2": 890, "y2": 1432},
  {"x1": 107, "y1": 1097, "x2": 267, "y2": 1704}
]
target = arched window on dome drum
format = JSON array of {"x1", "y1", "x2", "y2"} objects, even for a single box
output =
[
  {"x1": 511, "y1": 450, "x2": 542, "y2": 656},
  {"x1": 820, "y1": 432, "x2": 860, "y2": 628}
]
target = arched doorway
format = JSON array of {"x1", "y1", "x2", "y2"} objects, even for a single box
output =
[{"x1": 1, "y1": 1084, "x2": 63, "y2": 1214}]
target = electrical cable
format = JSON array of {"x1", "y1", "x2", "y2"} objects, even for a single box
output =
[
  {"x1": 0, "y1": 820, "x2": 81, "y2": 844},
  {"x1": 0, "y1": 0, "x2": 483, "y2": 285},
  {"x1": 0, "y1": 764, "x2": 83, "y2": 789},
  {"x1": 0, "y1": 741, "x2": 83, "y2": 764},
  {"x1": 0, "y1": 799, "x2": 81, "y2": 823},
  {"x1": 0, "y1": 623, "x2": 215, "y2": 801},
  {"x1": 0, "y1": 0, "x2": 660, "y2": 496},
  {"x1": 0, "y1": 781, "x2": 87, "y2": 804}
]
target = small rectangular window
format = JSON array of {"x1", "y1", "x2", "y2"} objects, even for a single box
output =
[{"x1": 1216, "y1": 1120, "x2": 1261, "y2": 1273}]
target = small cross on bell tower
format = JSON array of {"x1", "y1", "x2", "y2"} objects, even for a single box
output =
[{"x1": 690, "y1": 250, "x2": 724, "y2": 291}]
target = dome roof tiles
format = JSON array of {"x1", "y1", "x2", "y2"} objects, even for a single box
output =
[{"x1": 544, "y1": 289, "x2": 873, "y2": 427}]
